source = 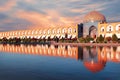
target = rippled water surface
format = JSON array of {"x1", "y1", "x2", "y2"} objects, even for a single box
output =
[{"x1": 0, "y1": 44, "x2": 120, "y2": 80}]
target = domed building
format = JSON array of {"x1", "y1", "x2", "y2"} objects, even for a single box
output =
[
  {"x1": 82, "y1": 10, "x2": 120, "y2": 39},
  {"x1": 83, "y1": 10, "x2": 106, "y2": 38},
  {"x1": 0, "y1": 10, "x2": 120, "y2": 40}
]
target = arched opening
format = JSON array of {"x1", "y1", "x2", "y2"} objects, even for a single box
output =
[
  {"x1": 116, "y1": 24, "x2": 120, "y2": 31},
  {"x1": 89, "y1": 25, "x2": 97, "y2": 38},
  {"x1": 101, "y1": 27, "x2": 105, "y2": 32},
  {"x1": 107, "y1": 25, "x2": 113, "y2": 32}
]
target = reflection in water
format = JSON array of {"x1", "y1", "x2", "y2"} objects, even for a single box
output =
[
  {"x1": 0, "y1": 44, "x2": 79, "y2": 60},
  {"x1": 0, "y1": 44, "x2": 120, "y2": 73}
]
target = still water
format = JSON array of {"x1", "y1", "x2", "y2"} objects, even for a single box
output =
[{"x1": 0, "y1": 44, "x2": 120, "y2": 80}]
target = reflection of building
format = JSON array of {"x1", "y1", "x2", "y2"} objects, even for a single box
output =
[
  {"x1": 0, "y1": 44, "x2": 120, "y2": 73},
  {"x1": 82, "y1": 46, "x2": 120, "y2": 73},
  {"x1": 98, "y1": 46, "x2": 120, "y2": 63},
  {"x1": 0, "y1": 44, "x2": 79, "y2": 60},
  {"x1": 83, "y1": 46, "x2": 106, "y2": 73}
]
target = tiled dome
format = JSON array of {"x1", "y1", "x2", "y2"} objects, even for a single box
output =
[{"x1": 83, "y1": 11, "x2": 106, "y2": 23}]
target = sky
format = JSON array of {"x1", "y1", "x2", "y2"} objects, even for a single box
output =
[{"x1": 0, "y1": 0, "x2": 120, "y2": 31}]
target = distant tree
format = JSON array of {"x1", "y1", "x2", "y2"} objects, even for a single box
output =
[
  {"x1": 96, "y1": 35, "x2": 104, "y2": 43},
  {"x1": 112, "y1": 34, "x2": 118, "y2": 43},
  {"x1": 85, "y1": 36, "x2": 94, "y2": 43},
  {"x1": 78, "y1": 37, "x2": 86, "y2": 43},
  {"x1": 2, "y1": 37, "x2": 8, "y2": 43},
  {"x1": 105, "y1": 37, "x2": 112, "y2": 42},
  {"x1": 61, "y1": 37, "x2": 64, "y2": 42}
]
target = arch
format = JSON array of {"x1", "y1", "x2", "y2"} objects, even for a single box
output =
[
  {"x1": 39, "y1": 30, "x2": 42, "y2": 34},
  {"x1": 89, "y1": 25, "x2": 97, "y2": 38},
  {"x1": 62, "y1": 28, "x2": 67, "y2": 33},
  {"x1": 32, "y1": 30, "x2": 35, "y2": 35},
  {"x1": 57, "y1": 28, "x2": 61, "y2": 34},
  {"x1": 52, "y1": 29, "x2": 56, "y2": 34},
  {"x1": 101, "y1": 27, "x2": 105, "y2": 32},
  {"x1": 43, "y1": 30, "x2": 46, "y2": 34},
  {"x1": 35, "y1": 30, "x2": 39, "y2": 34},
  {"x1": 24, "y1": 31, "x2": 27, "y2": 35},
  {"x1": 116, "y1": 24, "x2": 120, "y2": 31},
  {"x1": 73, "y1": 28, "x2": 76, "y2": 33},
  {"x1": 48, "y1": 29, "x2": 51, "y2": 34},
  {"x1": 106, "y1": 25, "x2": 113, "y2": 32},
  {"x1": 68, "y1": 28, "x2": 72, "y2": 33}
]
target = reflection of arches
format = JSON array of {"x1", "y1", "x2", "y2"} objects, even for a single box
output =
[
  {"x1": 89, "y1": 48, "x2": 97, "y2": 58},
  {"x1": 116, "y1": 24, "x2": 120, "y2": 31},
  {"x1": 107, "y1": 25, "x2": 113, "y2": 32},
  {"x1": 89, "y1": 25, "x2": 97, "y2": 38}
]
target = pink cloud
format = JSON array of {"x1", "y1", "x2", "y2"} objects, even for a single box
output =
[
  {"x1": 0, "y1": 0, "x2": 16, "y2": 12},
  {"x1": 15, "y1": 10, "x2": 80, "y2": 29}
]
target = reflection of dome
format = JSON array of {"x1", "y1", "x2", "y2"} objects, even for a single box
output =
[
  {"x1": 84, "y1": 61, "x2": 106, "y2": 73},
  {"x1": 83, "y1": 10, "x2": 106, "y2": 23}
]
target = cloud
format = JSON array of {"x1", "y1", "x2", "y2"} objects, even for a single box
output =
[
  {"x1": 0, "y1": 0, "x2": 16, "y2": 12},
  {"x1": 0, "y1": 0, "x2": 120, "y2": 31},
  {"x1": 14, "y1": 10, "x2": 78, "y2": 29}
]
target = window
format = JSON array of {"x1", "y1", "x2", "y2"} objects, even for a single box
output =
[
  {"x1": 35, "y1": 30, "x2": 38, "y2": 34},
  {"x1": 101, "y1": 27, "x2": 104, "y2": 32},
  {"x1": 52, "y1": 29, "x2": 55, "y2": 34},
  {"x1": 28, "y1": 31, "x2": 31, "y2": 35},
  {"x1": 39, "y1": 30, "x2": 42, "y2": 34},
  {"x1": 62, "y1": 28, "x2": 67, "y2": 33},
  {"x1": 74, "y1": 28, "x2": 76, "y2": 33},
  {"x1": 116, "y1": 24, "x2": 120, "y2": 31},
  {"x1": 32, "y1": 31, "x2": 34, "y2": 34},
  {"x1": 68, "y1": 28, "x2": 72, "y2": 33},
  {"x1": 48, "y1": 30, "x2": 51, "y2": 34},
  {"x1": 109, "y1": 26, "x2": 111, "y2": 31},
  {"x1": 102, "y1": 29, "x2": 104, "y2": 32},
  {"x1": 57, "y1": 29, "x2": 61, "y2": 34},
  {"x1": 43, "y1": 30, "x2": 46, "y2": 34},
  {"x1": 25, "y1": 31, "x2": 27, "y2": 35},
  {"x1": 107, "y1": 25, "x2": 113, "y2": 32},
  {"x1": 119, "y1": 26, "x2": 120, "y2": 31}
]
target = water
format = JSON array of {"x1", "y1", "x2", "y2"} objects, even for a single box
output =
[{"x1": 0, "y1": 44, "x2": 120, "y2": 80}]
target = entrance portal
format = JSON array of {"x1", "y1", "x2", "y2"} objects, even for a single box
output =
[{"x1": 89, "y1": 25, "x2": 97, "y2": 38}]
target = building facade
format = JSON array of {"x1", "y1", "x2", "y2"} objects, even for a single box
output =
[
  {"x1": 82, "y1": 10, "x2": 120, "y2": 38},
  {"x1": 0, "y1": 44, "x2": 120, "y2": 72},
  {"x1": 0, "y1": 10, "x2": 120, "y2": 39},
  {"x1": 83, "y1": 10, "x2": 106, "y2": 38},
  {"x1": 98, "y1": 22, "x2": 120, "y2": 38},
  {"x1": 0, "y1": 25, "x2": 83, "y2": 39}
]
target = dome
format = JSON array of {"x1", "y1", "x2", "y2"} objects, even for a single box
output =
[{"x1": 83, "y1": 10, "x2": 106, "y2": 23}]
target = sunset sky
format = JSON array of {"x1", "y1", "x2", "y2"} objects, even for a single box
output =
[{"x1": 0, "y1": 0, "x2": 120, "y2": 31}]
